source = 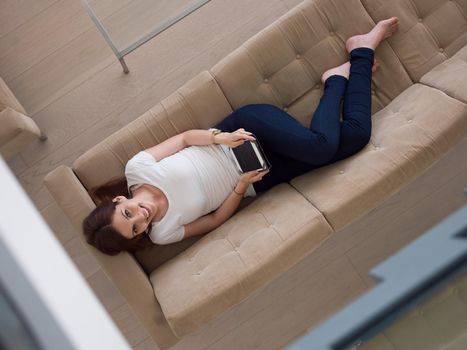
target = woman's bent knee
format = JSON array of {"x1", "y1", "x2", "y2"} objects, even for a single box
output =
[
  {"x1": 357, "y1": 128, "x2": 371, "y2": 148},
  {"x1": 236, "y1": 103, "x2": 281, "y2": 116},
  {"x1": 349, "y1": 128, "x2": 371, "y2": 154}
]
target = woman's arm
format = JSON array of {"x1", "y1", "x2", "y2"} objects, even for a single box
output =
[
  {"x1": 213, "y1": 169, "x2": 269, "y2": 226},
  {"x1": 145, "y1": 128, "x2": 256, "y2": 161},
  {"x1": 184, "y1": 129, "x2": 255, "y2": 147},
  {"x1": 184, "y1": 129, "x2": 219, "y2": 146},
  {"x1": 212, "y1": 181, "x2": 250, "y2": 225},
  {"x1": 145, "y1": 130, "x2": 214, "y2": 161},
  {"x1": 183, "y1": 182, "x2": 249, "y2": 239},
  {"x1": 146, "y1": 129, "x2": 255, "y2": 161},
  {"x1": 183, "y1": 170, "x2": 269, "y2": 239}
]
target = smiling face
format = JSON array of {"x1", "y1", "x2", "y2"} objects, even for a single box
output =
[{"x1": 111, "y1": 196, "x2": 157, "y2": 239}]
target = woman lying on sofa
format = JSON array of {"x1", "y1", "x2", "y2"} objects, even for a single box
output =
[{"x1": 83, "y1": 17, "x2": 400, "y2": 255}]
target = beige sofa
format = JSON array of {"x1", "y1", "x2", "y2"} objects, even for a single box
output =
[
  {"x1": 0, "y1": 77, "x2": 46, "y2": 160},
  {"x1": 45, "y1": 0, "x2": 467, "y2": 348}
]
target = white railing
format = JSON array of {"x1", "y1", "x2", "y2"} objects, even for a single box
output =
[
  {"x1": 286, "y1": 202, "x2": 467, "y2": 350},
  {"x1": 0, "y1": 157, "x2": 131, "y2": 350}
]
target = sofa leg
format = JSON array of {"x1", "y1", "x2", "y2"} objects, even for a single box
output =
[{"x1": 39, "y1": 131, "x2": 48, "y2": 142}]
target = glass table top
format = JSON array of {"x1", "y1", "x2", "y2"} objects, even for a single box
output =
[{"x1": 81, "y1": 0, "x2": 210, "y2": 71}]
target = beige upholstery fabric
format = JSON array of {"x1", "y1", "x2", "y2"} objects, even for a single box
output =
[
  {"x1": 421, "y1": 44, "x2": 467, "y2": 103},
  {"x1": 151, "y1": 183, "x2": 332, "y2": 337},
  {"x1": 211, "y1": 0, "x2": 413, "y2": 125},
  {"x1": 361, "y1": 0, "x2": 467, "y2": 81},
  {"x1": 0, "y1": 107, "x2": 41, "y2": 160},
  {"x1": 0, "y1": 77, "x2": 42, "y2": 160},
  {"x1": 291, "y1": 84, "x2": 467, "y2": 230},
  {"x1": 360, "y1": 272, "x2": 467, "y2": 350},
  {"x1": 44, "y1": 165, "x2": 98, "y2": 230},
  {"x1": 0, "y1": 77, "x2": 26, "y2": 114}
]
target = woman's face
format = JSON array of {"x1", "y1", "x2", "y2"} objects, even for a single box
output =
[{"x1": 111, "y1": 196, "x2": 156, "y2": 239}]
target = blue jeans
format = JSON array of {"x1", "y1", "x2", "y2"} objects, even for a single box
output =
[{"x1": 215, "y1": 48, "x2": 374, "y2": 193}]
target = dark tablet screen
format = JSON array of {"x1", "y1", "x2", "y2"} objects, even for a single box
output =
[{"x1": 231, "y1": 141, "x2": 263, "y2": 172}]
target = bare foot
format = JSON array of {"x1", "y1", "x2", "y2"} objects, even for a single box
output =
[
  {"x1": 321, "y1": 62, "x2": 350, "y2": 83},
  {"x1": 346, "y1": 17, "x2": 399, "y2": 52},
  {"x1": 321, "y1": 59, "x2": 380, "y2": 83},
  {"x1": 372, "y1": 58, "x2": 381, "y2": 73}
]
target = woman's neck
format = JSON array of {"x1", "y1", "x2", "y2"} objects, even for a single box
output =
[{"x1": 132, "y1": 184, "x2": 169, "y2": 222}]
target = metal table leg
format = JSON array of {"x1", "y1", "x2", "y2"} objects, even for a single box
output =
[{"x1": 119, "y1": 57, "x2": 130, "y2": 74}]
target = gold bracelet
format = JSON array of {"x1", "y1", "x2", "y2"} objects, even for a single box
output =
[
  {"x1": 233, "y1": 188, "x2": 245, "y2": 196},
  {"x1": 209, "y1": 128, "x2": 222, "y2": 144}
]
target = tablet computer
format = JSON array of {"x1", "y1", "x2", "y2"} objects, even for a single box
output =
[{"x1": 228, "y1": 134, "x2": 271, "y2": 173}]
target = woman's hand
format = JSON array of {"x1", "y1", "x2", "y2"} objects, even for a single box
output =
[
  {"x1": 215, "y1": 128, "x2": 256, "y2": 148},
  {"x1": 236, "y1": 170, "x2": 269, "y2": 193}
]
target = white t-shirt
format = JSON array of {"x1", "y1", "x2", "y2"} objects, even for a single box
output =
[{"x1": 125, "y1": 144, "x2": 256, "y2": 245}]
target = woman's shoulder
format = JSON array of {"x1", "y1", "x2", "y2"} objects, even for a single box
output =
[
  {"x1": 126, "y1": 151, "x2": 159, "y2": 175},
  {"x1": 125, "y1": 151, "x2": 161, "y2": 188},
  {"x1": 126, "y1": 151, "x2": 157, "y2": 168}
]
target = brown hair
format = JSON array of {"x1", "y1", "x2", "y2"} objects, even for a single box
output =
[{"x1": 82, "y1": 177, "x2": 153, "y2": 255}]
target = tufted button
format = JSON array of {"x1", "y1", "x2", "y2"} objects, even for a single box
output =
[
  {"x1": 417, "y1": 17, "x2": 422, "y2": 22},
  {"x1": 315, "y1": 83, "x2": 321, "y2": 89},
  {"x1": 407, "y1": 119, "x2": 412, "y2": 123},
  {"x1": 330, "y1": 31, "x2": 335, "y2": 36},
  {"x1": 339, "y1": 170, "x2": 344, "y2": 174},
  {"x1": 439, "y1": 47, "x2": 444, "y2": 53},
  {"x1": 375, "y1": 145, "x2": 380, "y2": 150},
  {"x1": 296, "y1": 54, "x2": 301, "y2": 59},
  {"x1": 264, "y1": 78, "x2": 269, "y2": 83},
  {"x1": 283, "y1": 107, "x2": 288, "y2": 112},
  {"x1": 196, "y1": 271, "x2": 201, "y2": 275}
]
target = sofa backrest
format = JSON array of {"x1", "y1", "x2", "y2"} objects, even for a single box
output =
[
  {"x1": 361, "y1": 0, "x2": 467, "y2": 81},
  {"x1": 211, "y1": 0, "x2": 413, "y2": 126}
]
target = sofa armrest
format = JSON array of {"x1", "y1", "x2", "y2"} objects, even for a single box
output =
[
  {"x1": 44, "y1": 165, "x2": 179, "y2": 347},
  {"x1": 0, "y1": 77, "x2": 27, "y2": 114},
  {"x1": 0, "y1": 107, "x2": 41, "y2": 160}
]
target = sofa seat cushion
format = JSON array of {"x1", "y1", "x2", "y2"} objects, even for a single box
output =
[
  {"x1": 361, "y1": 0, "x2": 467, "y2": 81},
  {"x1": 421, "y1": 44, "x2": 467, "y2": 103},
  {"x1": 150, "y1": 183, "x2": 332, "y2": 337},
  {"x1": 290, "y1": 84, "x2": 467, "y2": 230}
]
